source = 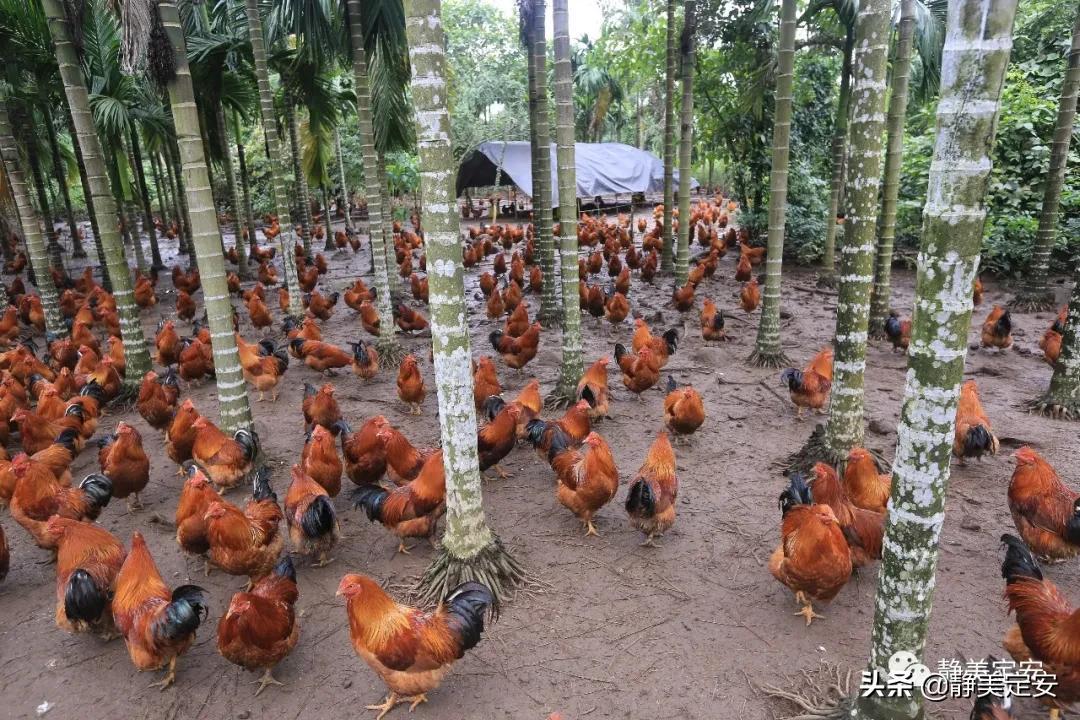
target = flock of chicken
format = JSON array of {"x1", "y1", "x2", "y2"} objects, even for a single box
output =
[{"x1": 0, "y1": 190, "x2": 1074, "y2": 719}]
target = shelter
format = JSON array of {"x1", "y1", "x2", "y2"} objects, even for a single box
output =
[{"x1": 456, "y1": 141, "x2": 698, "y2": 207}]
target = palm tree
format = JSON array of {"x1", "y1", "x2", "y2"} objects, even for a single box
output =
[
  {"x1": 232, "y1": 110, "x2": 258, "y2": 257},
  {"x1": 404, "y1": 0, "x2": 524, "y2": 606},
  {"x1": 548, "y1": 0, "x2": 584, "y2": 406},
  {"x1": 852, "y1": 1, "x2": 1018, "y2": 716},
  {"x1": 129, "y1": 124, "x2": 164, "y2": 269},
  {"x1": 795, "y1": 0, "x2": 892, "y2": 468},
  {"x1": 284, "y1": 100, "x2": 314, "y2": 255},
  {"x1": 0, "y1": 101, "x2": 64, "y2": 336},
  {"x1": 661, "y1": 0, "x2": 677, "y2": 273},
  {"x1": 868, "y1": 0, "x2": 923, "y2": 335},
  {"x1": 1032, "y1": 269, "x2": 1080, "y2": 420},
  {"x1": 41, "y1": 0, "x2": 152, "y2": 384},
  {"x1": 1013, "y1": 7, "x2": 1080, "y2": 312},
  {"x1": 673, "y1": 0, "x2": 696, "y2": 288},
  {"x1": 749, "y1": 0, "x2": 796, "y2": 368},
  {"x1": 243, "y1": 0, "x2": 304, "y2": 318},
  {"x1": 217, "y1": 105, "x2": 250, "y2": 280}
]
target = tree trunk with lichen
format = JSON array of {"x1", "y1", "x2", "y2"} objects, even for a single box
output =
[
  {"x1": 345, "y1": 0, "x2": 403, "y2": 364},
  {"x1": 853, "y1": 2, "x2": 1017, "y2": 717},
  {"x1": 244, "y1": 0, "x2": 304, "y2": 318},
  {"x1": 528, "y1": 0, "x2": 558, "y2": 326},
  {"x1": 549, "y1": 0, "x2": 584, "y2": 404},
  {"x1": 750, "y1": 0, "x2": 795, "y2": 368},
  {"x1": 404, "y1": 0, "x2": 524, "y2": 606},
  {"x1": 1014, "y1": 8, "x2": 1080, "y2": 312},
  {"x1": 868, "y1": 0, "x2": 916, "y2": 336},
  {"x1": 218, "y1": 106, "x2": 250, "y2": 281},
  {"x1": 42, "y1": 0, "x2": 152, "y2": 384},
  {"x1": 334, "y1": 126, "x2": 354, "y2": 233},
  {"x1": 129, "y1": 127, "x2": 163, "y2": 270},
  {"x1": 0, "y1": 104, "x2": 65, "y2": 337},
  {"x1": 673, "y1": 0, "x2": 696, "y2": 288},
  {"x1": 21, "y1": 117, "x2": 65, "y2": 273},
  {"x1": 818, "y1": 30, "x2": 853, "y2": 287},
  {"x1": 1032, "y1": 271, "x2": 1080, "y2": 419},
  {"x1": 67, "y1": 110, "x2": 106, "y2": 282},
  {"x1": 661, "y1": 0, "x2": 677, "y2": 273},
  {"x1": 285, "y1": 102, "x2": 313, "y2": 257},
  {"x1": 233, "y1": 110, "x2": 258, "y2": 258}
]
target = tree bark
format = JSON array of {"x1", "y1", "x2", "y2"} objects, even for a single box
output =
[
  {"x1": 129, "y1": 128, "x2": 163, "y2": 269},
  {"x1": 168, "y1": 135, "x2": 195, "y2": 259},
  {"x1": 150, "y1": 152, "x2": 171, "y2": 253},
  {"x1": 65, "y1": 109, "x2": 105, "y2": 279},
  {"x1": 334, "y1": 125, "x2": 354, "y2": 232},
  {"x1": 121, "y1": 136, "x2": 149, "y2": 274},
  {"x1": 819, "y1": 29, "x2": 853, "y2": 286},
  {"x1": 42, "y1": 0, "x2": 152, "y2": 383},
  {"x1": 0, "y1": 104, "x2": 65, "y2": 336},
  {"x1": 868, "y1": 0, "x2": 917, "y2": 336},
  {"x1": 1032, "y1": 269, "x2": 1080, "y2": 419},
  {"x1": 285, "y1": 101, "x2": 313, "y2": 257},
  {"x1": 405, "y1": 0, "x2": 524, "y2": 606},
  {"x1": 530, "y1": 0, "x2": 558, "y2": 326},
  {"x1": 750, "y1": 0, "x2": 795, "y2": 368},
  {"x1": 218, "y1": 106, "x2": 250, "y2": 281},
  {"x1": 22, "y1": 117, "x2": 65, "y2": 272},
  {"x1": 673, "y1": 0, "x2": 696, "y2": 287},
  {"x1": 549, "y1": 0, "x2": 584, "y2": 404},
  {"x1": 43, "y1": 105, "x2": 82, "y2": 260},
  {"x1": 1014, "y1": 8, "x2": 1080, "y2": 311},
  {"x1": 244, "y1": 0, "x2": 305, "y2": 318},
  {"x1": 233, "y1": 110, "x2": 258, "y2": 257},
  {"x1": 853, "y1": 1, "x2": 1018, "y2": 716},
  {"x1": 159, "y1": 0, "x2": 254, "y2": 433},
  {"x1": 661, "y1": 0, "x2": 677, "y2": 272}
]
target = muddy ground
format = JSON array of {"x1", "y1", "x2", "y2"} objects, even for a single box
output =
[{"x1": 0, "y1": 207, "x2": 1076, "y2": 720}]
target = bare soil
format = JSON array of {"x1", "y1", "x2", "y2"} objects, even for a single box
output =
[{"x1": 0, "y1": 211, "x2": 1076, "y2": 720}]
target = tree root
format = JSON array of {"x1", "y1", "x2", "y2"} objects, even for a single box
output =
[
  {"x1": 815, "y1": 271, "x2": 837, "y2": 289},
  {"x1": 1027, "y1": 394, "x2": 1080, "y2": 421},
  {"x1": 545, "y1": 373, "x2": 581, "y2": 410},
  {"x1": 1010, "y1": 292, "x2": 1057, "y2": 313},
  {"x1": 754, "y1": 661, "x2": 853, "y2": 720},
  {"x1": 414, "y1": 536, "x2": 526, "y2": 614},
  {"x1": 787, "y1": 424, "x2": 847, "y2": 475},
  {"x1": 375, "y1": 338, "x2": 406, "y2": 368},
  {"x1": 748, "y1": 347, "x2": 790, "y2": 369}
]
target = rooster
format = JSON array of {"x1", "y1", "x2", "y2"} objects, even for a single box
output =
[
  {"x1": 1008, "y1": 447, "x2": 1080, "y2": 561},
  {"x1": 45, "y1": 516, "x2": 126, "y2": 638},
  {"x1": 981, "y1": 305, "x2": 1013, "y2": 350},
  {"x1": 625, "y1": 431, "x2": 677, "y2": 546},
  {"x1": 204, "y1": 467, "x2": 285, "y2": 584},
  {"x1": 352, "y1": 449, "x2": 446, "y2": 554},
  {"x1": 780, "y1": 347, "x2": 833, "y2": 418},
  {"x1": 576, "y1": 357, "x2": 610, "y2": 420},
  {"x1": 284, "y1": 464, "x2": 340, "y2": 567},
  {"x1": 953, "y1": 379, "x2": 998, "y2": 463},
  {"x1": 191, "y1": 420, "x2": 260, "y2": 493}
]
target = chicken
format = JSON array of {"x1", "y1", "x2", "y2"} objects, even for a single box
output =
[
  {"x1": 981, "y1": 304, "x2": 1013, "y2": 349},
  {"x1": 511, "y1": 378, "x2": 542, "y2": 439},
  {"x1": 155, "y1": 320, "x2": 181, "y2": 367},
  {"x1": 136, "y1": 370, "x2": 179, "y2": 431},
  {"x1": 191, "y1": 420, "x2": 260, "y2": 493},
  {"x1": 504, "y1": 302, "x2": 530, "y2": 338},
  {"x1": 625, "y1": 431, "x2": 677, "y2": 546},
  {"x1": 739, "y1": 277, "x2": 761, "y2": 313},
  {"x1": 604, "y1": 290, "x2": 630, "y2": 325},
  {"x1": 246, "y1": 293, "x2": 273, "y2": 332},
  {"x1": 45, "y1": 516, "x2": 126, "y2": 637},
  {"x1": 113, "y1": 531, "x2": 208, "y2": 689},
  {"x1": 806, "y1": 462, "x2": 883, "y2": 568},
  {"x1": 739, "y1": 241, "x2": 766, "y2": 266},
  {"x1": 489, "y1": 323, "x2": 541, "y2": 372},
  {"x1": 1008, "y1": 447, "x2": 1080, "y2": 561},
  {"x1": 972, "y1": 276, "x2": 984, "y2": 306},
  {"x1": 768, "y1": 473, "x2": 852, "y2": 625},
  {"x1": 576, "y1": 356, "x2": 609, "y2": 420},
  {"x1": 134, "y1": 275, "x2": 157, "y2": 308},
  {"x1": 735, "y1": 253, "x2": 752, "y2": 282},
  {"x1": 524, "y1": 400, "x2": 592, "y2": 463},
  {"x1": 338, "y1": 575, "x2": 494, "y2": 719},
  {"x1": 780, "y1": 346, "x2": 833, "y2": 418},
  {"x1": 486, "y1": 286, "x2": 506, "y2": 319},
  {"x1": 360, "y1": 301, "x2": 381, "y2": 336},
  {"x1": 175, "y1": 462, "x2": 218, "y2": 572},
  {"x1": 550, "y1": 431, "x2": 619, "y2": 536},
  {"x1": 663, "y1": 376, "x2": 705, "y2": 442},
  {"x1": 302, "y1": 382, "x2": 343, "y2": 434},
  {"x1": 97, "y1": 422, "x2": 150, "y2": 511},
  {"x1": 970, "y1": 693, "x2": 1015, "y2": 720},
  {"x1": 285, "y1": 463, "x2": 340, "y2": 567},
  {"x1": 289, "y1": 338, "x2": 352, "y2": 373},
  {"x1": 410, "y1": 274, "x2": 429, "y2": 303},
  {"x1": 396, "y1": 355, "x2": 426, "y2": 415},
  {"x1": 585, "y1": 283, "x2": 605, "y2": 321},
  {"x1": 395, "y1": 303, "x2": 429, "y2": 333},
  {"x1": 301, "y1": 424, "x2": 343, "y2": 496},
  {"x1": 352, "y1": 448, "x2": 446, "y2": 554},
  {"x1": 11, "y1": 405, "x2": 86, "y2": 455},
  {"x1": 340, "y1": 417, "x2": 390, "y2": 486},
  {"x1": 476, "y1": 398, "x2": 521, "y2": 478},
  {"x1": 1040, "y1": 328, "x2": 1063, "y2": 367},
  {"x1": 177, "y1": 336, "x2": 214, "y2": 384},
  {"x1": 166, "y1": 399, "x2": 202, "y2": 467},
  {"x1": 843, "y1": 447, "x2": 891, "y2": 514},
  {"x1": 236, "y1": 335, "x2": 289, "y2": 401},
  {"x1": 615, "y1": 343, "x2": 660, "y2": 397},
  {"x1": 176, "y1": 290, "x2": 197, "y2": 324},
  {"x1": 631, "y1": 319, "x2": 679, "y2": 368},
  {"x1": 954, "y1": 379, "x2": 999, "y2": 462},
  {"x1": 306, "y1": 290, "x2": 339, "y2": 321},
  {"x1": 700, "y1": 299, "x2": 728, "y2": 342},
  {"x1": 204, "y1": 467, "x2": 285, "y2": 583},
  {"x1": 284, "y1": 315, "x2": 322, "y2": 341},
  {"x1": 217, "y1": 555, "x2": 300, "y2": 695},
  {"x1": 1000, "y1": 534, "x2": 1080, "y2": 718},
  {"x1": 883, "y1": 312, "x2": 911, "y2": 351},
  {"x1": 472, "y1": 356, "x2": 502, "y2": 411},
  {"x1": 344, "y1": 279, "x2": 376, "y2": 312},
  {"x1": 351, "y1": 340, "x2": 380, "y2": 380}
]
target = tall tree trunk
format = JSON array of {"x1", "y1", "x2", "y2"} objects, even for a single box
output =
[
  {"x1": 549, "y1": 0, "x2": 584, "y2": 405},
  {"x1": 321, "y1": 185, "x2": 334, "y2": 252},
  {"x1": 285, "y1": 102, "x2": 313, "y2": 256},
  {"x1": 0, "y1": 105, "x2": 64, "y2": 336},
  {"x1": 21, "y1": 119, "x2": 65, "y2": 272},
  {"x1": 852, "y1": 1, "x2": 1018, "y2": 716},
  {"x1": 121, "y1": 136, "x2": 149, "y2": 274},
  {"x1": 798, "y1": 0, "x2": 891, "y2": 468},
  {"x1": 159, "y1": 0, "x2": 254, "y2": 433},
  {"x1": 233, "y1": 110, "x2": 258, "y2": 256},
  {"x1": 244, "y1": 0, "x2": 305, "y2": 318},
  {"x1": 405, "y1": 0, "x2": 524, "y2": 606},
  {"x1": 150, "y1": 152, "x2": 171, "y2": 255},
  {"x1": 345, "y1": 0, "x2": 403, "y2": 363},
  {"x1": 42, "y1": 0, "x2": 152, "y2": 383},
  {"x1": 750, "y1": 0, "x2": 796, "y2": 368},
  {"x1": 673, "y1": 0, "x2": 696, "y2": 287},
  {"x1": 819, "y1": 30, "x2": 853, "y2": 287},
  {"x1": 218, "y1": 106, "x2": 250, "y2": 281},
  {"x1": 334, "y1": 125, "x2": 354, "y2": 232},
  {"x1": 129, "y1": 128, "x2": 163, "y2": 269},
  {"x1": 868, "y1": 0, "x2": 917, "y2": 336},
  {"x1": 43, "y1": 105, "x2": 82, "y2": 260},
  {"x1": 66, "y1": 110, "x2": 104, "y2": 278},
  {"x1": 1014, "y1": 8, "x2": 1080, "y2": 311},
  {"x1": 1032, "y1": 267, "x2": 1080, "y2": 419},
  {"x1": 530, "y1": 0, "x2": 558, "y2": 326},
  {"x1": 168, "y1": 136, "x2": 194, "y2": 258},
  {"x1": 163, "y1": 149, "x2": 184, "y2": 249},
  {"x1": 661, "y1": 0, "x2": 677, "y2": 273}
]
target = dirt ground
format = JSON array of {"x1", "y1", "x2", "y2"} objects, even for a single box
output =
[{"x1": 0, "y1": 207, "x2": 1077, "y2": 720}]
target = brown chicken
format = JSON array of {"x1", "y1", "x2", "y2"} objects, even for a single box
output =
[
  {"x1": 524, "y1": 400, "x2": 592, "y2": 463},
  {"x1": 177, "y1": 336, "x2": 214, "y2": 384},
  {"x1": 236, "y1": 336, "x2": 289, "y2": 402},
  {"x1": 395, "y1": 304, "x2": 429, "y2": 333},
  {"x1": 476, "y1": 398, "x2": 521, "y2": 478},
  {"x1": 352, "y1": 448, "x2": 446, "y2": 554},
  {"x1": 954, "y1": 379, "x2": 999, "y2": 462},
  {"x1": 843, "y1": 447, "x2": 891, "y2": 514},
  {"x1": 504, "y1": 302, "x2": 530, "y2": 338},
  {"x1": 511, "y1": 378, "x2": 542, "y2": 438},
  {"x1": 338, "y1": 575, "x2": 494, "y2": 719},
  {"x1": 576, "y1": 356, "x2": 609, "y2": 420},
  {"x1": 134, "y1": 275, "x2": 158, "y2": 308},
  {"x1": 285, "y1": 464, "x2": 340, "y2": 567},
  {"x1": 339, "y1": 416, "x2": 390, "y2": 486},
  {"x1": 360, "y1": 300, "x2": 382, "y2": 336},
  {"x1": 972, "y1": 276, "x2": 984, "y2": 306},
  {"x1": 306, "y1": 291, "x2": 339, "y2": 321},
  {"x1": 301, "y1": 424, "x2": 343, "y2": 496},
  {"x1": 486, "y1": 286, "x2": 506, "y2": 319},
  {"x1": 217, "y1": 555, "x2": 299, "y2": 695},
  {"x1": 155, "y1": 320, "x2": 182, "y2": 367},
  {"x1": 351, "y1": 340, "x2": 380, "y2": 380},
  {"x1": 631, "y1": 319, "x2": 679, "y2": 368},
  {"x1": 700, "y1": 298, "x2": 728, "y2": 342},
  {"x1": 176, "y1": 290, "x2": 197, "y2": 324},
  {"x1": 166, "y1": 399, "x2": 202, "y2": 467},
  {"x1": 663, "y1": 376, "x2": 705, "y2": 442},
  {"x1": 768, "y1": 474, "x2": 852, "y2": 625},
  {"x1": 735, "y1": 253, "x2": 752, "y2": 282},
  {"x1": 549, "y1": 431, "x2": 619, "y2": 536},
  {"x1": 191, "y1": 419, "x2": 260, "y2": 492},
  {"x1": 247, "y1": 293, "x2": 273, "y2": 332},
  {"x1": 615, "y1": 343, "x2": 660, "y2": 397},
  {"x1": 807, "y1": 462, "x2": 883, "y2": 568},
  {"x1": 604, "y1": 290, "x2": 630, "y2": 325},
  {"x1": 1008, "y1": 447, "x2": 1080, "y2": 561},
  {"x1": 11, "y1": 405, "x2": 85, "y2": 456},
  {"x1": 204, "y1": 467, "x2": 285, "y2": 583},
  {"x1": 672, "y1": 282, "x2": 695, "y2": 312},
  {"x1": 473, "y1": 356, "x2": 502, "y2": 411},
  {"x1": 175, "y1": 463, "x2": 218, "y2": 572},
  {"x1": 45, "y1": 516, "x2": 126, "y2": 637},
  {"x1": 739, "y1": 278, "x2": 761, "y2": 313},
  {"x1": 289, "y1": 338, "x2": 352, "y2": 373},
  {"x1": 883, "y1": 312, "x2": 912, "y2": 351},
  {"x1": 780, "y1": 346, "x2": 833, "y2": 418},
  {"x1": 8, "y1": 459, "x2": 109, "y2": 549},
  {"x1": 97, "y1": 422, "x2": 150, "y2": 510},
  {"x1": 395, "y1": 355, "x2": 426, "y2": 415},
  {"x1": 344, "y1": 279, "x2": 376, "y2": 312},
  {"x1": 302, "y1": 383, "x2": 343, "y2": 433},
  {"x1": 489, "y1": 323, "x2": 541, "y2": 371},
  {"x1": 981, "y1": 304, "x2": 1013, "y2": 349},
  {"x1": 625, "y1": 431, "x2": 677, "y2": 546},
  {"x1": 113, "y1": 531, "x2": 208, "y2": 688}
]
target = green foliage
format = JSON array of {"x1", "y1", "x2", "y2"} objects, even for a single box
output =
[{"x1": 383, "y1": 150, "x2": 419, "y2": 197}]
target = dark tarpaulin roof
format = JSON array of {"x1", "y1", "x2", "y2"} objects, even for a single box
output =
[{"x1": 456, "y1": 141, "x2": 698, "y2": 207}]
